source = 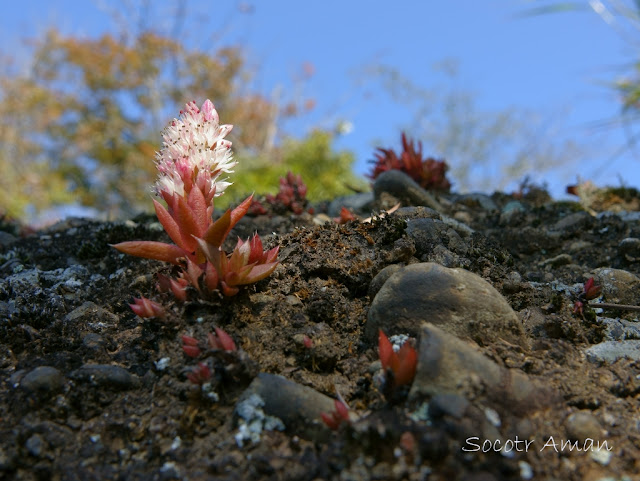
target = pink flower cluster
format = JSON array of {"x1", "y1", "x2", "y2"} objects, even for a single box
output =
[{"x1": 113, "y1": 100, "x2": 279, "y2": 298}]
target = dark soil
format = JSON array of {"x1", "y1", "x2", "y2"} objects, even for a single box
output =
[{"x1": 2, "y1": 188, "x2": 640, "y2": 481}]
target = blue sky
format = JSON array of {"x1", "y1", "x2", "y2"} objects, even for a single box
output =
[{"x1": 3, "y1": 0, "x2": 639, "y2": 198}]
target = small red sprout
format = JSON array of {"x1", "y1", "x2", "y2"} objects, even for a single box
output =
[
  {"x1": 333, "y1": 206, "x2": 357, "y2": 224},
  {"x1": 157, "y1": 273, "x2": 189, "y2": 302},
  {"x1": 378, "y1": 330, "x2": 418, "y2": 388},
  {"x1": 207, "y1": 327, "x2": 237, "y2": 352},
  {"x1": 129, "y1": 297, "x2": 165, "y2": 318},
  {"x1": 181, "y1": 335, "x2": 202, "y2": 358},
  {"x1": 321, "y1": 397, "x2": 351, "y2": 430},
  {"x1": 302, "y1": 335, "x2": 313, "y2": 349},
  {"x1": 249, "y1": 171, "x2": 313, "y2": 216},
  {"x1": 368, "y1": 133, "x2": 451, "y2": 192},
  {"x1": 582, "y1": 277, "x2": 602, "y2": 301},
  {"x1": 182, "y1": 327, "x2": 237, "y2": 358},
  {"x1": 186, "y1": 362, "x2": 212, "y2": 385},
  {"x1": 573, "y1": 277, "x2": 602, "y2": 317}
]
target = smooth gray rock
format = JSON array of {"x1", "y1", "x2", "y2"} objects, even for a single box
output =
[
  {"x1": 454, "y1": 193, "x2": 498, "y2": 211},
  {"x1": 551, "y1": 211, "x2": 594, "y2": 233},
  {"x1": 393, "y1": 206, "x2": 441, "y2": 220},
  {"x1": 584, "y1": 340, "x2": 640, "y2": 364},
  {"x1": 65, "y1": 301, "x2": 119, "y2": 326},
  {"x1": 618, "y1": 237, "x2": 640, "y2": 262},
  {"x1": 500, "y1": 200, "x2": 526, "y2": 224},
  {"x1": 366, "y1": 262, "x2": 528, "y2": 348},
  {"x1": 0, "y1": 231, "x2": 17, "y2": 248},
  {"x1": 236, "y1": 373, "x2": 338, "y2": 441},
  {"x1": 373, "y1": 170, "x2": 442, "y2": 211},
  {"x1": 70, "y1": 364, "x2": 137, "y2": 390},
  {"x1": 20, "y1": 366, "x2": 64, "y2": 395},
  {"x1": 368, "y1": 264, "x2": 403, "y2": 299},
  {"x1": 409, "y1": 323, "x2": 551, "y2": 412},
  {"x1": 25, "y1": 434, "x2": 44, "y2": 457},
  {"x1": 328, "y1": 192, "x2": 374, "y2": 217},
  {"x1": 405, "y1": 219, "x2": 467, "y2": 256},
  {"x1": 439, "y1": 215, "x2": 474, "y2": 238},
  {"x1": 600, "y1": 317, "x2": 640, "y2": 341},
  {"x1": 428, "y1": 393, "x2": 470, "y2": 419},
  {"x1": 564, "y1": 411, "x2": 603, "y2": 443},
  {"x1": 591, "y1": 268, "x2": 640, "y2": 305}
]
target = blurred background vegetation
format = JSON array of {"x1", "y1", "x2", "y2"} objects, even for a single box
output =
[
  {"x1": 0, "y1": 14, "x2": 365, "y2": 222},
  {"x1": 2, "y1": 0, "x2": 640, "y2": 225}
]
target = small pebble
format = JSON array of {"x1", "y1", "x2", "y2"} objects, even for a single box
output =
[
  {"x1": 71, "y1": 364, "x2": 136, "y2": 390},
  {"x1": 25, "y1": 434, "x2": 44, "y2": 457},
  {"x1": 564, "y1": 411, "x2": 603, "y2": 442},
  {"x1": 20, "y1": 366, "x2": 64, "y2": 395}
]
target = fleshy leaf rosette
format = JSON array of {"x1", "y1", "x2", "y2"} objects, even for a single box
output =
[
  {"x1": 368, "y1": 132, "x2": 451, "y2": 192},
  {"x1": 112, "y1": 100, "x2": 278, "y2": 297}
]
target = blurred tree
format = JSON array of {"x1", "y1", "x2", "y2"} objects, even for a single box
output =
[
  {"x1": 1, "y1": 28, "x2": 282, "y2": 219},
  {"x1": 0, "y1": 1, "x2": 352, "y2": 221},
  {"x1": 0, "y1": 63, "x2": 76, "y2": 217},
  {"x1": 521, "y1": 0, "x2": 640, "y2": 166},
  {"x1": 368, "y1": 62, "x2": 582, "y2": 192},
  {"x1": 226, "y1": 129, "x2": 366, "y2": 206}
]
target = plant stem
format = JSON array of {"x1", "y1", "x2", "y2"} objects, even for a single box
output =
[{"x1": 591, "y1": 302, "x2": 640, "y2": 312}]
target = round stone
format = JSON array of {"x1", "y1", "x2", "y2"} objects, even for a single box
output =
[
  {"x1": 365, "y1": 262, "x2": 528, "y2": 348},
  {"x1": 20, "y1": 366, "x2": 64, "y2": 395}
]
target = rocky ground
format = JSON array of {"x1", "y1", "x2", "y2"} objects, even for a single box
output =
[{"x1": 2, "y1": 171, "x2": 640, "y2": 481}]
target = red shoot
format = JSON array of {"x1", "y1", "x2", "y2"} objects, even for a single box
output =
[
  {"x1": 186, "y1": 362, "x2": 212, "y2": 385},
  {"x1": 207, "y1": 327, "x2": 237, "y2": 352},
  {"x1": 321, "y1": 398, "x2": 351, "y2": 430},
  {"x1": 378, "y1": 330, "x2": 418, "y2": 388},
  {"x1": 129, "y1": 297, "x2": 165, "y2": 318}
]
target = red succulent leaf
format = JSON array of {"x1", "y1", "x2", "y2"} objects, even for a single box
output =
[
  {"x1": 368, "y1": 132, "x2": 451, "y2": 191},
  {"x1": 333, "y1": 398, "x2": 349, "y2": 421},
  {"x1": 378, "y1": 330, "x2": 394, "y2": 372},
  {"x1": 185, "y1": 258, "x2": 204, "y2": 290},
  {"x1": 230, "y1": 194, "x2": 254, "y2": 229},
  {"x1": 112, "y1": 241, "x2": 186, "y2": 265},
  {"x1": 243, "y1": 262, "x2": 279, "y2": 284},
  {"x1": 249, "y1": 200, "x2": 268, "y2": 216},
  {"x1": 378, "y1": 330, "x2": 418, "y2": 388},
  {"x1": 583, "y1": 277, "x2": 602, "y2": 300},
  {"x1": 248, "y1": 234, "x2": 264, "y2": 264},
  {"x1": 153, "y1": 199, "x2": 188, "y2": 251},
  {"x1": 186, "y1": 184, "x2": 209, "y2": 236},
  {"x1": 265, "y1": 246, "x2": 279, "y2": 264},
  {"x1": 194, "y1": 236, "x2": 222, "y2": 273},
  {"x1": 394, "y1": 342, "x2": 418, "y2": 386},
  {"x1": 182, "y1": 335, "x2": 199, "y2": 346},
  {"x1": 175, "y1": 195, "x2": 201, "y2": 252},
  {"x1": 129, "y1": 297, "x2": 165, "y2": 318},
  {"x1": 186, "y1": 362, "x2": 212, "y2": 385},
  {"x1": 207, "y1": 327, "x2": 237, "y2": 351},
  {"x1": 320, "y1": 412, "x2": 340, "y2": 431},
  {"x1": 202, "y1": 195, "x2": 252, "y2": 250},
  {"x1": 334, "y1": 206, "x2": 357, "y2": 224},
  {"x1": 203, "y1": 209, "x2": 231, "y2": 248},
  {"x1": 203, "y1": 261, "x2": 219, "y2": 291},
  {"x1": 321, "y1": 398, "x2": 350, "y2": 430},
  {"x1": 157, "y1": 273, "x2": 189, "y2": 302},
  {"x1": 182, "y1": 335, "x2": 202, "y2": 358},
  {"x1": 220, "y1": 281, "x2": 239, "y2": 297}
]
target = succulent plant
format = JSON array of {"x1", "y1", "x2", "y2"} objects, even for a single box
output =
[{"x1": 368, "y1": 132, "x2": 451, "y2": 192}]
